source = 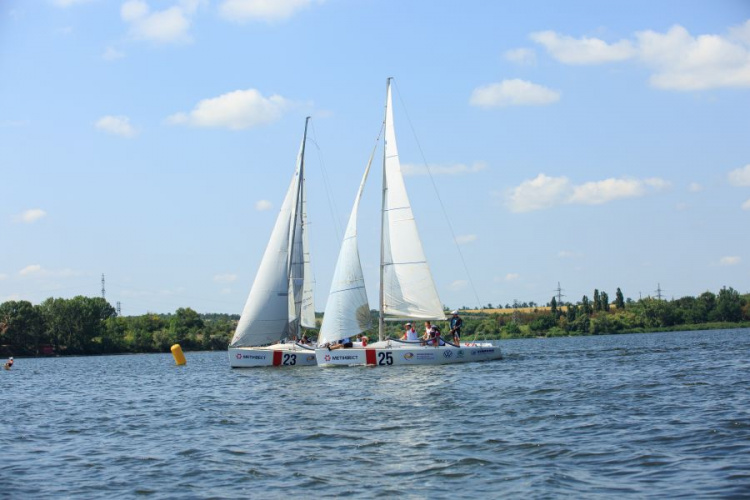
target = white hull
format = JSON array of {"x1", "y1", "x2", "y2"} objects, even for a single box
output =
[
  {"x1": 229, "y1": 344, "x2": 317, "y2": 368},
  {"x1": 315, "y1": 341, "x2": 502, "y2": 367}
]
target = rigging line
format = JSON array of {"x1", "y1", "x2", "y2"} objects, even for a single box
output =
[
  {"x1": 391, "y1": 79, "x2": 484, "y2": 312},
  {"x1": 308, "y1": 121, "x2": 343, "y2": 243}
]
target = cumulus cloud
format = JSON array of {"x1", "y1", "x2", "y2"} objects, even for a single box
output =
[
  {"x1": 14, "y1": 209, "x2": 47, "y2": 224},
  {"x1": 120, "y1": 0, "x2": 198, "y2": 44},
  {"x1": 530, "y1": 21, "x2": 750, "y2": 90},
  {"x1": 219, "y1": 0, "x2": 314, "y2": 23},
  {"x1": 168, "y1": 89, "x2": 291, "y2": 130},
  {"x1": 18, "y1": 265, "x2": 78, "y2": 278},
  {"x1": 728, "y1": 164, "x2": 750, "y2": 187},
  {"x1": 455, "y1": 234, "x2": 477, "y2": 245},
  {"x1": 506, "y1": 174, "x2": 670, "y2": 213},
  {"x1": 103, "y1": 46, "x2": 126, "y2": 61},
  {"x1": 52, "y1": 0, "x2": 95, "y2": 7},
  {"x1": 505, "y1": 273, "x2": 520, "y2": 281},
  {"x1": 19, "y1": 264, "x2": 42, "y2": 276},
  {"x1": 448, "y1": 280, "x2": 468, "y2": 291},
  {"x1": 470, "y1": 79, "x2": 560, "y2": 107},
  {"x1": 530, "y1": 30, "x2": 636, "y2": 64},
  {"x1": 688, "y1": 182, "x2": 703, "y2": 192},
  {"x1": 504, "y1": 48, "x2": 536, "y2": 65},
  {"x1": 743, "y1": 199, "x2": 750, "y2": 211},
  {"x1": 255, "y1": 199, "x2": 273, "y2": 211},
  {"x1": 95, "y1": 115, "x2": 137, "y2": 137},
  {"x1": 719, "y1": 256, "x2": 741, "y2": 266},
  {"x1": 402, "y1": 161, "x2": 487, "y2": 176},
  {"x1": 213, "y1": 273, "x2": 238, "y2": 283}
]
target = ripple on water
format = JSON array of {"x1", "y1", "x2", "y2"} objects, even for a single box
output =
[{"x1": 2, "y1": 330, "x2": 750, "y2": 498}]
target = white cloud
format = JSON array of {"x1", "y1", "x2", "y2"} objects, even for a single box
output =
[
  {"x1": 121, "y1": 0, "x2": 197, "y2": 44},
  {"x1": 506, "y1": 174, "x2": 571, "y2": 212},
  {"x1": 688, "y1": 182, "x2": 703, "y2": 192},
  {"x1": 95, "y1": 115, "x2": 137, "y2": 138},
  {"x1": 455, "y1": 234, "x2": 477, "y2": 245},
  {"x1": 637, "y1": 23, "x2": 750, "y2": 90},
  {"x1": 448, "y1": 280, "x2": 468, "y2": 291},
  {"x1": 14, "y1": 208, "x2": 47, "y2": 224},
  {"x1": 18, "y1": 265, "x2": 79, "y2": 278},
  {"x1": 213, "y1": 273, "x2": 237, "y2": 283},
  {"x1": 219, "y1": 0, "x2": 314, "y2": 23},
  {"x1": 52, "y1": 0, "x2": 95, "y2": 7},
  {"x1": 530, "y1": 21, "x2": 750, "y2": 91},
  {"x1": 505, "y1": 273, "x2": 520, "y2": 281},
  {"x1": 168, "y1": 89, "x2": 291, "y2": 130},
  {"x1": 504, "y1": 48, "x2": 536, "y2": 65},
  {"x1": 402, "y1": 161, "x2": 487, "y2": 176},
  {"x1": 19, "y1": 264, "x2": 42, "y2": 276},
  {"x1": 742, "y1": 199, "x2": 750, "y2": 211},
  {"x1": 728, "y1": 164, "x2": 750, "y2": 187},
  {"x1": 719, "y1": 256, "x2": 741, "y2": 266},
  {"x1": 470, "y1": 79, "x2": 560, "y2": 107},
  {"x1": 255, "y1": 199, "x2": 273, "y2": 211},
  {"x1": 0, "y1": 119, "x2": 29, "y2": 128},
  {"x1": 103, "y1": 46, "x2": 126, "y2": 61},
  {"x1": 506, "y1": 174, "x2": 670, "y2": 212},
  {"x1": 530, "y1": 30, "x2": 636, "y2": 64}
]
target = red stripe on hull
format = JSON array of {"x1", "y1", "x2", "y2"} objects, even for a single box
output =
[
  {"x1": 365, "y1": 349, "x2": 377, "y2": 365},
  {"x1": 273, "y1": 350, "x2": 282, "y2": 366}
]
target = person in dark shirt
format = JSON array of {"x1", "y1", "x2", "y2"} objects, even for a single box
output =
[{"x1": 449, "y1": 311, "x2": 463, "y2": 346}]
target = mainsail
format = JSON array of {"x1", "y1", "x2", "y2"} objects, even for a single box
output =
[
  {"x1": 380, "y1": 81, "x2": 445, "y2": 321},
  {"x1": 317, "y1": 144, "x2": 375, "y2": 345},
  {"x1": 230, "y1": 118, "x2": 313, "y2": 347}
]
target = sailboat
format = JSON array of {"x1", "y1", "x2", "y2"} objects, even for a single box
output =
[
  {"x1": 315, "y1": 79, "x2": 502, "y2": 367},
  {"x1": 228, "y1": 117, "x2": 318, "y2": 368}
]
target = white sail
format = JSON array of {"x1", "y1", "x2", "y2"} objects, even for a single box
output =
[
  {"x1": 230, "y1": 120, "x2": 309, "y2": 347},
  {"x1": 381, "y1": 82, "x2": 445, "y2": 321},
  {"x1": 300, "y1": 177, "x2": 316, "y2": 329},
  {"x1": 318, "y1": 151, "x2": 375, "y2": 345}
]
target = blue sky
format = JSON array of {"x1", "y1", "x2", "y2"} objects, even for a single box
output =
[{"x1": 2, "y1": 0, "x2": 749, "y2": 315}]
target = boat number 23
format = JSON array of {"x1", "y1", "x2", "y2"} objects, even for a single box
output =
[
  {"x1": 377, "y1": 352, "x2": 393, "y2": 365},
  {"x1": 282, "y1": 353, "x2": 297, "y2": 365}
]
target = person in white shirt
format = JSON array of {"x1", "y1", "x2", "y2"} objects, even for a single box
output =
[{"x1": 401, "y1": 323, "x2": 419, "y2": 342}]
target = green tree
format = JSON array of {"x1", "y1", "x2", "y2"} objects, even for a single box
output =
[
  {"x1": 0, "y1": 300, "x2": 44, "y2": 354},
  {"x1": 601, "y1": 291, "x2": 610, "y2": 312},
  {"x1": 714, "y1": 286, "x2": 742, "y2": 322},
  {"x1": 593, "y1": 289, "x2": 602, "y2": 312},
  {"x1": 615, "y1": 288, "x2": 625, "y2": 309}
]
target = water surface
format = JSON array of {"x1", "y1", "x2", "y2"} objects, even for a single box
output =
[{"x1": 2, "y1": 330, "x2": 749, "y2": 498}]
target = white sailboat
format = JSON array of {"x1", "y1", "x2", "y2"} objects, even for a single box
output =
[
  {"x1": 229, "y1": 117, "x2": 318, "y2": 368},
  {"x1": 316, "y1": 79, "x2": 502, "y2": 367}
]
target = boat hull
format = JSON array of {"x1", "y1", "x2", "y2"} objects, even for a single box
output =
[
  {"x1": 315, "y1": 343, "x2": 502, "y2": 367},
  {"x1": 229, "y1": 345, "x2": 317, "y2": 368}
]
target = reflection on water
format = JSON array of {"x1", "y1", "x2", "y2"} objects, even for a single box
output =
[{"x1": 2, "y1": 330, "x2": 749, "y2": 498}]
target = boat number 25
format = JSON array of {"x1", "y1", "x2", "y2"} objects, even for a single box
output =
[
  {"x1": 282, "y1": 353, "x2": 297, "y2": 365},
  {"x1": 377, "y1": 352, "x2": 393, "y2": 365}
]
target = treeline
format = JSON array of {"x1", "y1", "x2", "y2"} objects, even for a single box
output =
[
  {"x1": 456, "y1": 286, "x2": 750, "y2": 339},
  {"x1": 0, "y1": 296, "x2": 237, "y2": 356},
  {"x1": 2, "y1": 287, "x2": 749, "y2": 356}
]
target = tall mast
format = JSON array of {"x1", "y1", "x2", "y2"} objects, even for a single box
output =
[
  {"x1": 288, "y1": 116, "x2": 310, "y2": 339},
  {"x1": 378, "y1": 78, "x2": 391, "y2": 341}
]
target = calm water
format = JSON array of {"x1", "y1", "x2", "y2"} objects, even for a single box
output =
[{"x1": 2, "y1": 329, "x2": 749, "y2": 499}]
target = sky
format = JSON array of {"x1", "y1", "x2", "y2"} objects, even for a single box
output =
[{"x1": 1, "y1": 0, "x2": 750, "y2": 316}]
